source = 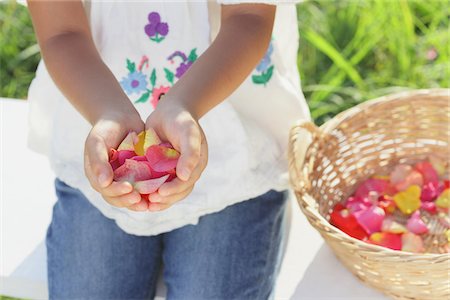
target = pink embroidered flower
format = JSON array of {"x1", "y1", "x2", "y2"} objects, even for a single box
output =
[{"x1": 151, "y1": 86, "x2": 170, "y2": 108}]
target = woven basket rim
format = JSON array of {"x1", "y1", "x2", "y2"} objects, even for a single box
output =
[{"x1": 291, "y1": 88, "x2": 450, "y2": 258}]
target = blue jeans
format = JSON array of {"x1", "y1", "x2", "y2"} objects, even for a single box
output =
[{"x1": 47, "y1": 179, "x2": 287, "y2": 299}]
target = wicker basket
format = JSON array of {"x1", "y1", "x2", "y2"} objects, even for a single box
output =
[{"x1": 288, "y1": 89, "x2": 450, "y2": 300}]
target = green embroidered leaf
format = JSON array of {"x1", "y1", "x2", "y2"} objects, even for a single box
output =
[
  {"x1": 164, "y1": 68, "x2": 174, "y2": 84},
  {"x1": 135, "y1": 90, "x2": 150, "y2": 104},
  {"x1": 252, "y1": 66, "x2": 274, "y2": 86},
  {"x1": 150, "y1": 68, "x2": 157, "y2": 87},
  {"x1": 126, "y1": 59, "x2": 136, "y2": 73},
  {"x1": 150, "y1": 35, "x2": 165, "y2": 43},
  {"x1": 188, "y1": 48, "x2": 198, "y2": 62},
  {"x1": 252, "y1": 74, "x2": 266, "y2": 85},
  {"x1": 263, "y1": 65, "x2": 274, "y2": 83}
]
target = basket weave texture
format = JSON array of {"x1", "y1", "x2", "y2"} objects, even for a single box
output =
[{"x1": 288, "y1": 89, "x2": 450, "y2": 300}]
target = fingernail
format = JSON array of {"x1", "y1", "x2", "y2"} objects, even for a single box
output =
[
  {"x1": 122, "y1": 182, "x2": 133, "y2": 193},
  {"x1": 158, "y1": 188, "x2": 170, "y2": 197},
  {"x1": 129, "y1": 197, "x2": 140, "y2": 204},
  {"x1": 150, "y1": 194, "x2": 162, "y2": 203},
  {"x1": 98, "y1": 173, "x2": 109, "y2": 188}
]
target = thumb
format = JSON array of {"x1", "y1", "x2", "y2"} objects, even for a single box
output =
[
  {"x1": 86, "y1": 135, "x2": 114, "y2": 189},
  {"x1": 176, "y1": 125, "x2": 201, "y2": 181}
]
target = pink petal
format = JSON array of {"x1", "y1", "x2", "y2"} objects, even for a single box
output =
[
  {"x1": 415, "y1": 161, "x2": 439, "y2": 186},
  {"x1": 421, "y1": 201, "x2": 437, "y2": 214},
  {"x1": 406, "y1": 211, "x2": 429, "y2": 234},
  {"x1": 355, "y1": 179, "x2": 389, "y2": 200},
  {"x1": 345, "y1": 197, "x2": 371, "y2": 213},
  {"x1": 113, "y1": 159, "x2": 152, "y2": 183},
  {"x1": 145, "y1": 145, "x2": 180, "y2": 172},
  {"x1": 401, "y1": 232, "x2": 425, "y2": 253},
  {"x1": 395, "y1": 171, "x2": 423, "y2": 191},
  {"x1": 390, "y1": 165, "x2": 413, "y2": 185},
  {"x1": 117, "y1": 131, "x2": 138, "y2": 151},
  {"x1": 353, "y1": 205, "x2": 385, "y2": 234},
  {"x1": 134, "y1": 175, "x2": 170, "y2": 194},
  {"x1": 131, "y1": 155, "x2": 147, "y2": 161},
  {"x1": 420, "y1": 182, "x2": 439, "y2": 201},
  {"x1": 109, "y1": 148, "x2": 120, "y2": 171},
  {"x1": 118, "y1": 150, "x2": 136, "y2": 165}
]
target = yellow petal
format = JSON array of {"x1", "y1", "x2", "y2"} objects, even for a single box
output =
[
  {"x1": 393, "y1": 185, "x2": 421, "y2": 215},
  {"x1": 134, "y1": 131, "x2": 146, "y2": 156},
  {"x1": 118, "y1": 131, "x2": 137, "y2": 151},
  {"x1": 436, "y1": 189, "x2": 450, "y2": 209},
  {"x1": 143, "y1": 128, "x2": 161, "y2": 151}
]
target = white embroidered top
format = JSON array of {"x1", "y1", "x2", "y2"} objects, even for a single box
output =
[{"x1": 27, "y1": 0, "x2": 310, "y2": 235}]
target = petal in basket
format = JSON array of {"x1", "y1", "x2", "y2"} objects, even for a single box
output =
[
  {"x1": 109, "y1": 129, "x2": 179, "y2": 206},
  {"x1": 329, "y1": 159, "x2": 449, "y2": 254}
]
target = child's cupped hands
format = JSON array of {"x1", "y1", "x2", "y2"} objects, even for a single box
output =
[
  {"x1": 84, "y1": 112, "x2": 148, "y2": 211},
  {"x1": 145, "y1": 99, "x2": 208, "y2": 212}
]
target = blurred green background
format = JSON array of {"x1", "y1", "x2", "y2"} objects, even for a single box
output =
[{"x1": 1, "y1": 0, "x2": 449, "y2": 125}]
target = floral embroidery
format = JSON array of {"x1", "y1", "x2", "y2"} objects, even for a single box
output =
[
  {"x1": 145, "y1": 12, "x2": 169, "y2": 43},
  {"x1": 151, "y1": 86, "x2": 170, "y2": 108},
  {"x1": 121, "y1": 48, "x2": 198, "y2": 108},
  {"x1": 167, "y1": 49, "x2": 198, "y2": 78},
  {"x1": 252, "y1": 40, "x2": 274, "y2": 86},
  {"x1": 120, "y1": 59, "x2": 149, "y2": 94}
]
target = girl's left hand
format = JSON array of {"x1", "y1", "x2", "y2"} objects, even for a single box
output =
[{"x1": 145, "y1": 98, "x2": 208, "y2": 211}]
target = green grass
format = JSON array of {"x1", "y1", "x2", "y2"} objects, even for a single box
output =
[
  {"x1": 0, "y1": 1, "x2": 40, "y2": 99},
  {"x1": 0, "y1": 296, "x2": 26, "y2": 300},
  {"x1": 297, "y1": 0, "x2": 450, "y2": 124},
  {"x1": 0, "y1": 0, "x2": 449, "y2": 124}
]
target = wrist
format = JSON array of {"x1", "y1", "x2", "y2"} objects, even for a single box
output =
[
  {"x1": 96, "y1": 108, "x2": 143, "y2": 133},
  {"x1": 159, "y1": 93, "x2": 200, "y2": 121}
]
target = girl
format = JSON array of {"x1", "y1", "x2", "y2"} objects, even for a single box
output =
[{"x1": 27, "y1": 0, "x2": 310, "y2": 298}]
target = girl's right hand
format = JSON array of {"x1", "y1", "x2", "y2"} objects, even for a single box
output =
[{"x1": 84, "y1": 113, "x2": 147, "y2": 211}]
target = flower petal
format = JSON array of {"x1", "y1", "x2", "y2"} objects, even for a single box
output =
[
  {"x1": 134, "y1": 175, "x2": 170, "y2": 194},
  {"x1": 421, "y1": 201, "x2": 437, "y2": 214},
  {"x1": 369, "y1": 232, "x2": 402, "y2": 250},
  {"x1": 117, "y1": 131, "x2": 138, "y2": 151},
  {"x1": 390, "y1": 164, "x2": 413, "y2": 185},
  {"x1": 393, "y1": 185, "x2": 421, "y2": 215},
  {"x1": 381, "y1": 218, "x2": 407, "y2": 234},
  {"x1": 395, "y1": 171, "x2": 423, "y2": 191},
  {"x1": 421, "y1": 182, "x2": 439, "y2": 201},
  {"x1": 415, "y1": 161, "x2": 439, "y2": 186},
  {"x1": 353, "y1": 205, "x2": 385, "y2": 234},
  {"x1": 330, "y1": 204, "x2": 368, "y2": 240},
  {"x1": 401, "y1": 232, "x2": 425, "y2": 253},
  {"x1": 145, "y1": 145, "x2": 180, "y2": 172},
  {"x1": 355, "y1": 178, "x2": 389, "y2": 200},
  {"x1": 113, "y1": 159, "x2": 152, "y2": 183},
  {"x1": 435, "y1": 189, "x2": 450, "y2": 209},
  {"x1": 406, "y1": 211, "x2": 429, "y2": 234},
  {"x1": 117, "y1": 150, "x2": 136, "y2": 165}
]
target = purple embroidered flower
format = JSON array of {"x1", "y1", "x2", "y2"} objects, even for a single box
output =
[
  {"x1": 175, "y1": 61, "x2": 193, "y2": 78},
  {"x1": 145, "y1": 12, "x2": 169, "y2": 43},
  {"x1": 167, "y1": 49, "x2": 197, "y2": 79},
  {"x1": 120, "y1": 71, "x2": 148, "y2": 95},
  {"x1": 148, "y1": 12, "x2": 160, "y2": 24}
]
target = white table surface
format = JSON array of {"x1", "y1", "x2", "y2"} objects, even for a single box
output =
[{"x1": 0, "y1": 98, "x2": 388, "y2": 299}]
